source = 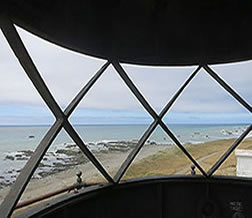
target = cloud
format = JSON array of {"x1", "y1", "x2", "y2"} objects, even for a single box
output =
[{"x1": 0, "y1": 26, "x2": 252, "y2": 124}]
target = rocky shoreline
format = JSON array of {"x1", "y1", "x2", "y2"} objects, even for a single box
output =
[{"x1": 1, "y1": 139, "x2": 159, "y2": 188}]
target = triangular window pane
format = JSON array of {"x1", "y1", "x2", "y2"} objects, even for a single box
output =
[
  {"x1": 70, "y1": 65, "x2": 153, "y2": 178},
  {"x1": 15, "y1": 128, "x2": 107, "y2": 214},
  {"x1": 16, "y1": 26, "x2": 106, "y2": 110},
  {"x1": 122, "y1": 125, "x2": 195, "y2": 180},
  {"x1": 212, "y1": 61, "x2": 252, "y2": 107},
  {"x1": 123, "y1": 64, "x2": 194, "y2": 113},
  {"x1": 0, "y1": 29, "x2": 53, "y2": 204},
  {"x1": 164, "y1": 67, "x2": 252, "y2": 174}
]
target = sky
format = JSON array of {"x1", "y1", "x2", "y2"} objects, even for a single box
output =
[{"x1": 0, "y1": 26, "x2": 252, "y2": 125}]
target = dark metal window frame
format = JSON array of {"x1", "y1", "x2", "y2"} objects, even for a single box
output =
[{"x1": 0, "y1": 18, "x2": 251, "y2": 217}]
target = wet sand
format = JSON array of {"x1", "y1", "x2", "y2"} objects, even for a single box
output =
[
  {"x1": 0, "y1": 143, "x2": 168, "y2": 204},
  {"x1": 1, "y1": 137, "x2": 252, "y2": 207}
]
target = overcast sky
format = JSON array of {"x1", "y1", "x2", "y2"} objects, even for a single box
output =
[{"x1": 0, "y1": 26, "x2": 252, "y2": 125}]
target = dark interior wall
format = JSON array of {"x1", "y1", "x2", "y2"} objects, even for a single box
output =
[
  {"x1": 2, "y1": 0, "x2": 252, "y2": 65},
  {"x1": 17, "y1": 177, "x2": 252, "y2": 218}
]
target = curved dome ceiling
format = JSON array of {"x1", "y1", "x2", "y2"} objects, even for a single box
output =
[{"x1": 2, "y1": 0, "x2": 252, "y2": 65}]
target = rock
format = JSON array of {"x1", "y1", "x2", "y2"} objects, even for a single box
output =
[
  {"x1": 15, "y1": 154, "x2": 22, "y2": 158},
  {"x1": 108, "y1": 146, "x2": 130, "y2": 152},
  {"x1": 38, "y1": 171, "x2": 51, "y2": 178},
  {"x1": 46, "y1": 152, "x2": 55, "y2": 156},
  {"x1": 53, "y1": 162, "x2": 65, "y2": 167},
  {"x1": 38, "y1": 162, "x2": 46, "y2": 167},
  {"x1": 56, "y1": 149, "x2": 81, "y2": 156},
  {"x1": 32, "y1": 175, "x2": 41, "y2": 179},
  {"x1": 0, "y1": 182, "x2": 5, "y2": 189},
  {"x1": 97, "y1": 142, "x2": 107, "y2": 146},
  {"x1": 16, "y1": 157, "x2": 29, "y2": 161},
  {"x1": 5, "y1": 155, "x2": 14, "y2": 161},
  {"x1": 126, "y1": 141, "x2": 137, "y2": 148},
  {"x1": 88, "y1": 142, "x2": 95, "y2": 146},
  {"x1": 65, "y1": 144, "x2": 77, "y2": 149},
  {"x1": 40, "y1": 164, "x2": 52, "y2": 168},
  {"x1": 20, "y1": 150, "x2": 34, "y2": 157}
]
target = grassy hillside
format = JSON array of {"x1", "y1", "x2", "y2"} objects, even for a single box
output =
[{"x1": 123, "y1": 138, "x2": 252, "y2": 179}]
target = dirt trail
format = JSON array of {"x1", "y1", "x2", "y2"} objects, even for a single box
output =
[{"x1": 175, "y1": 151, "x2": 222, "y2": 175}]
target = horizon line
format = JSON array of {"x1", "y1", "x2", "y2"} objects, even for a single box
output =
[{"x1": 0, "y1": 122, "x2": 250, "y2": 127}]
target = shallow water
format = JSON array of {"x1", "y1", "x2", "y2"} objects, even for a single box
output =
[{"x1": 0, "y1": 124, "x2": 249, "y2": 186}]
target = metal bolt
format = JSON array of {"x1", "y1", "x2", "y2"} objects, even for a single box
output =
[
  {"x1": 191, "y1": 165, "x2": 196, "y2": 175},
  {"x1": 74, "y1": 170, "x2": 85, "y2": 192}
]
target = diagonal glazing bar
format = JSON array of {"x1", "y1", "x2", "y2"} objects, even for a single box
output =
[
  {"x1": 112, "y1": 61, "x2": 157, "y2": 119},
  {"x1": 0, "y1": 18, "x2": 64, "y2": 118},
  {"x1": 113, "y1": 61, "x2": 207, "y2": 178},
  {"x1": 114, "y1": 66, "x2": 201, "y2": 182},
  {"x1": 207, "y1": 124, "x2": 252, "y2": 177},
  {"x1": 0, "y1": 61, "x2": 112, "y2": 216},
  {"x1": 0, "y1": 119, "x2": 64, "y2": 218},
  {"x1": 0, "y1": 18, "x2": 66, "y2": 217},
  {"x1": 63, "y1": 61, "x2": 114, "y2": 183},
  {"x1": 64, "y1": 61, "x2": 110, "y2": 116},
  {"x1": 114, "y1": 121, "x2": 159, "y2": 183},
  {"x1": 159, "y1": 121, "x2": 208, "y2": 177},
  {"x1": 159, "y1": 66, "x2": 201, "y2": 117},
  {"x1": 203, "y1": 65, "x2": 252, "y2": 113},
  {"x1": 63, "y1": 121, "x2": 115, "y2": 183},
  {"x1": 0, "y1": 19, "x2": 112, "y2": 216}
]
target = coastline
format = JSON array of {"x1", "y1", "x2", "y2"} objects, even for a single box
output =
[
  {"x1": 1, "y1": 137, "x2": 252, "y2": 205},
  {"x1": 125, "y1": 137, "x2": 252, "y2": 178},
  {"x1": 0, "y1": 142, "x2": 168, "y2": 204}
]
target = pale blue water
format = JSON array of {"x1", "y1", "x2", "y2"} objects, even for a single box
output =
[
  {"x1": 0, "y1": 124, "x2": 249, "y2": 151},
  {"x1": 0, "y1": 124, "x2": 250, "y2": 184}
]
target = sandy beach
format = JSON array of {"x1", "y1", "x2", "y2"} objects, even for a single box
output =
[
  {"x1": 0, "y1": 143, "x2": 168, "y2": 204},
  {"x1": 1, "y1": 137, "x2": 252, "y2": 211}
]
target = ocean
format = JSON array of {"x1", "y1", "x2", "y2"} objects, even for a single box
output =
[{"x1": 0, "y1": 124, "x2": 250, "y2": 185}]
